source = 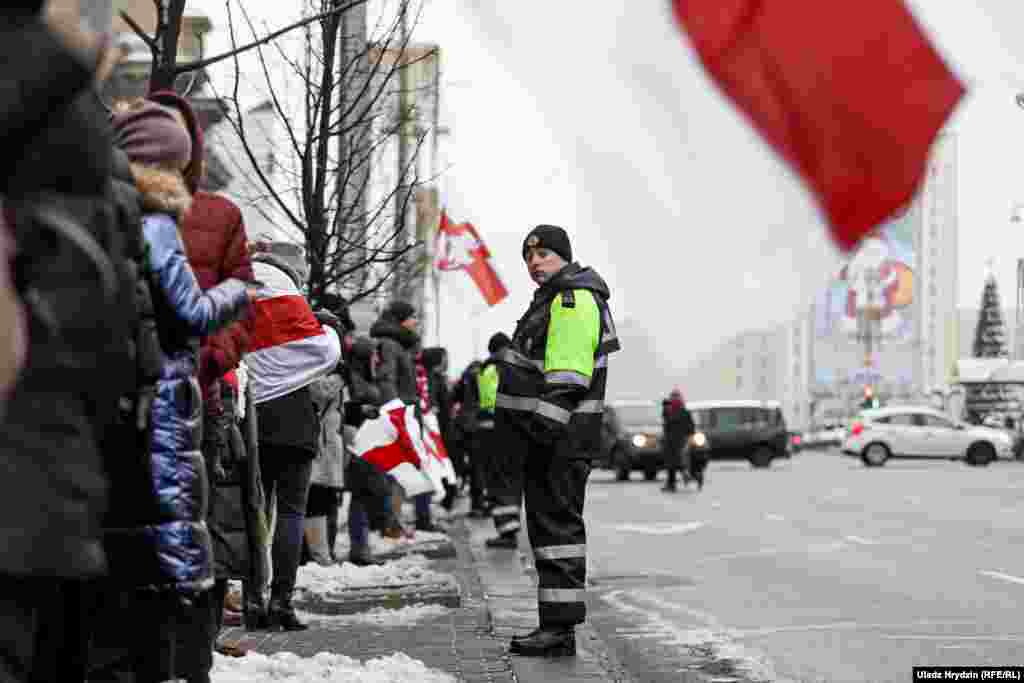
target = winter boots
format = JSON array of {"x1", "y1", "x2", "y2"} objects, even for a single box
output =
[
  {"x1": 243, "y1": 584, "x2": 270, "y2": 631},
  {"x1": 303, "y1": 516, "x2": 333, "y2": 566},
  {"x1": 509, "y1": 627, "x2": 576, "y2": 657},
  {"x1": 267, "y1": 591, "x2": 307, "y2": 632}
]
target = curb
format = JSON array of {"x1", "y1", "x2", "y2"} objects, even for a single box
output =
[
  {"x1": 296, "y1": 580, "x2": 461, "y2": 614},
  {"x1": 464, "y1": 516, "x2": 637, "y2": 682}
]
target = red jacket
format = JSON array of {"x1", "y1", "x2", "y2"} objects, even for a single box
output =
[{"x1": 179, "y1": 192, "x2": 255, "y2": 410}]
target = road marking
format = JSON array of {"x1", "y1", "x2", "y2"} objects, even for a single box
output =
[
  {"x1": 611, "y1": 521, "x2": 707, "y2": 535},
  {"x1": 764, "y1": 513, "x2": 785, "y2": 521},
  {"x1": 844, "y1": 535, "x2": 877, "y2": 546},
  {"x1": 978, "y1": 570, "x2": 1024, "y2": 586},
  {"x1": 880, "y1": 634, "x2": 1024, "y2": 642},
  {"x1": 695, "y1": 548, "x2": 781, "y2": 564}
]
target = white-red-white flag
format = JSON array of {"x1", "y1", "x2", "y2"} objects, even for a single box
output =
[
  {"x1": 248, "y1": 260, "x2": 341, "y2": 405},
  {"x1": 434, "y1": 211, "x2": 508, "y2": 306}
]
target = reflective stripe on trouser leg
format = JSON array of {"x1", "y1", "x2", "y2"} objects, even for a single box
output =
[
  {"x1": 487, "y1": 417, "x2": 525, "y2": 536},
  {"x1": 525, "y1": 451, "x2": 591, "y2": 627}
]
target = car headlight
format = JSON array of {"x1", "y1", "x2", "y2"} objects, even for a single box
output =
[{"x1": 691, "y1": 432, "x2": 707, "y2": 448}]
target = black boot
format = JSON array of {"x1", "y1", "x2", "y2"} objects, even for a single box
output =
[
  {"x1": 267, "y1": 591, "x2": 308, "y2": 632},
  {"x1": 348, "y1": 545, "x2": 384, "y2": 567},
  {"x1": 243, "y1": 585, "x2": 270, "y2": 631},
  {"x1": 509, "y1": 626, "x2": 575, "y2": 657},
  {"x1": 485, "y1": 534, "x2": 517, "y2": 549}
]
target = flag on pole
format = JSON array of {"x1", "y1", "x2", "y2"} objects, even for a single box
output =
[
  {"x1": 434, "y1": 211, "x2": 508, "y2": 306},
  {"x1": 671, "y1": 0, "x2": 965, "y2": 251}
]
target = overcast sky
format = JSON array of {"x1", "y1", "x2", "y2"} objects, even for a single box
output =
[{"x1": 202, "y1": 1, "x2": 1024, "y2": 379}]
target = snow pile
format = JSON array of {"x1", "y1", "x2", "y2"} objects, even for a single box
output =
[
  {"x1": 296, "y1": 555, "x2": 454, "y2": 598},
  {"x1": 296, "y1": 604, "x2": 451, "y2": 628},
  {"x1": 211, "y1": 651, "x2": 456, "y2": 682}
]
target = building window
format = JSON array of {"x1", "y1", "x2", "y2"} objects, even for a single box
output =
[
  {"x1": 736, "y1": 377, "x2": 743, "y2": 391},
  {"x1": 737, "y1": 355, "x2": 744, "y2": 368}
]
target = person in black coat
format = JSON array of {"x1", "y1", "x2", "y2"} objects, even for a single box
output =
[
  {"x1": 370, "y1": 300, "x2": 420, "y2": 404},
  {"x1": 0, "y1": 5, "x2": 129, "y2": 680},
  {"x1": 661, "y1": 389, "x2": 695, "y2": 492}
]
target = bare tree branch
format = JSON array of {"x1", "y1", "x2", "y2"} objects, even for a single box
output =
[
  {"x1": 174, "y1": 0, "x2": 371, "y2": 76},
  {"x1": 119, "y1": 11, "x2": 157, "y2": 50}
]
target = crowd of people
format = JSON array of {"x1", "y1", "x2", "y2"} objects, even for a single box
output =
[{"x1": 0, "y1": 2, "x2": 624, "y2": 677}]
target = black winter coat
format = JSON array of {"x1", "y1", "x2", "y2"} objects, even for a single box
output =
[
  {"x1": 0, "y1": 26, "x2": 127, "y2": 578},
  {"x1": 662, "y1": 401, "x2": 695, "y2": 456},
  {"x1": 370, "y1": 316, "x2": 419, "y2": 405},
  {"x1": 207, "y1": 384, "x2": 266, "y2": 581}
]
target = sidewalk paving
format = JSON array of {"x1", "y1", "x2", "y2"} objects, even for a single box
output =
[{"x1": 213, "y1": 502, "x2": 632, "y2": 682}]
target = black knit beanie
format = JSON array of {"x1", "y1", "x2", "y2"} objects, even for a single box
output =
[
  {"x1": 385, "y1": 300, "x2": 417, "y2": 324},
  {"x1": 522, "y1": 224, "x2": 572, "y2": 263},
  {"x1": 488, "y1": 332, "x2": 512, "y2": 354}
]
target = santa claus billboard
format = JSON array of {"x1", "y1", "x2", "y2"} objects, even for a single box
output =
[{"x1": 815, "y1": 204, "x2": 917, "y2": 346}]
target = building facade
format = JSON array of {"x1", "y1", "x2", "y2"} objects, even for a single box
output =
[{"x1": 679, "y1": 133, "x2": 960, "y2": 431}]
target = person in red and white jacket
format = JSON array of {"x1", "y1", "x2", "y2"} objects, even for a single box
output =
[{"x1": 247, "y1": 241, "x2": 340, "y2": 632}]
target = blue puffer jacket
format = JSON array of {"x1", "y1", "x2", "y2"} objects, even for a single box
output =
[{"x1": 103, "y1": 165, "x2": 250, "y2": 595}]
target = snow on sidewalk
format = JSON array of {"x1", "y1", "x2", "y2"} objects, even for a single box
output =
[
  {"x1": 334, "y1": 528, "x2": 450, "y2": 558},
  {"x1": 211, "y1": 650, "x2": 457, "y2": 682},
  {"x1": 296, "y1": 603, "x2": 452, "y2": 628},
  {"x1": 216, "y1": 558, "x2": 460, "y2": 682},
  {"x1": 295, "y1": 554, "x2": 455, "y2": 599}
]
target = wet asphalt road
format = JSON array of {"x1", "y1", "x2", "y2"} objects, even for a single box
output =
[{"x1": 582, "y1": 450, "x2": 1024, "y2": 682}]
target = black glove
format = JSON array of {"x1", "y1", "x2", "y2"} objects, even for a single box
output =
[{"x1": 361, "y1": 405, "x2": 380, "y2": 419}]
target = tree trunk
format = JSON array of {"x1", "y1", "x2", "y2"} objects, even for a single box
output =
[
  {"x1": 149, "y1": 0, "x2": 187, "y2": 93},
  {"x1": 79, "y1": 0, "x2": 113, "y2": 34}
]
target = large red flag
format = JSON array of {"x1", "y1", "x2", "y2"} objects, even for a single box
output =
[
  {"x1": 435, "y1": 211, "x2": 508, "y2": 306},
  {"x1": 672, "y1": 0, "x2": 965, "y2": 251}
]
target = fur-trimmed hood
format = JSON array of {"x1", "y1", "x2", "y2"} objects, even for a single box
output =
[{"x1": 130, "y1": 164, "x2": 192, "y2": 220}]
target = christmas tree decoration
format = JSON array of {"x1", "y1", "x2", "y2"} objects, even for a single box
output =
[{"x1": 966, "y1": 270, "x2": 1020, "y2": 422}]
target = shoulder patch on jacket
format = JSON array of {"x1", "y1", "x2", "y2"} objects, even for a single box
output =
[{"x1": 560, "y1": 290, "x2": 576, "y2": 309}]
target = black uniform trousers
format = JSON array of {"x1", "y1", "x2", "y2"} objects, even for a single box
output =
[
  {"x1": 504, "y1": 422, "x2": 591, "y2": 628},
  {"x1": 485, "y1": 421, "x2": 524, "y2": 537},
  {"x1": 468, "y1": 423, "x2": 493, "y2": 511}
]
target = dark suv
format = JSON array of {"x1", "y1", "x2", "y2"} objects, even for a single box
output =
[
  {"x1": 598, "y1": 401, "x2": 665, "y2": 481},
  {"x1": 687, "y1": 400, "x2": 790, "y2": 468}
]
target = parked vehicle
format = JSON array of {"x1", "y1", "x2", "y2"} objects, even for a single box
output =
[
  {"x1": 599, "y1": 400, "x2": 665, "y2": 481},
  {"x1": 686, "y1": 400, "x2": 791, "y2": 468},
  {"x1": 800, "y1": 423, "x2": 848, "y2": 450},
  {"x1": 841, "y1": 405, "x2": 1015, "y2": 467}
]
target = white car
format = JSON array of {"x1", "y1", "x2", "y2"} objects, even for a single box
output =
[{"x1": 841, "y1": 406, "x2": 1014, "y2": 467}]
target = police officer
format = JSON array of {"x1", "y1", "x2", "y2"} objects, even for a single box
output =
[
  {"x1": 480, "y1": 332, "x2": 520, "y2": 548},
  {"x1": 495, "y1": 225, "x2": 619, "y2": 657}
]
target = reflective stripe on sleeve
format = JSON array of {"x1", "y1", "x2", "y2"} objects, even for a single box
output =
[
  {"x1": 534, "y1": 544, "x2": 586, "y2": 561},
  {"x1": 594, "y1": 355, "x2": 608, "y2": 369},
  {"x1": 574, "y1": 400, "x2": 604, "y2": 414},
  {"x1": 545, "y1": 370, "x2": 591, "y2": 388},
  {"x1": 536, "y1": 400, "x2": 572, "y2": 424},
  {"x1": 495, "y1": 348, "x2": 542, "y2": 373},
  {"x1": 496, "y1": 393, "x2": 537, "y2": 412},
  {"x1": 490, "y1": 505, "x2": 520, "y2": 516},
  {"x1": 538, "y1": 588, "x2": 586, "y2": 603}
]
